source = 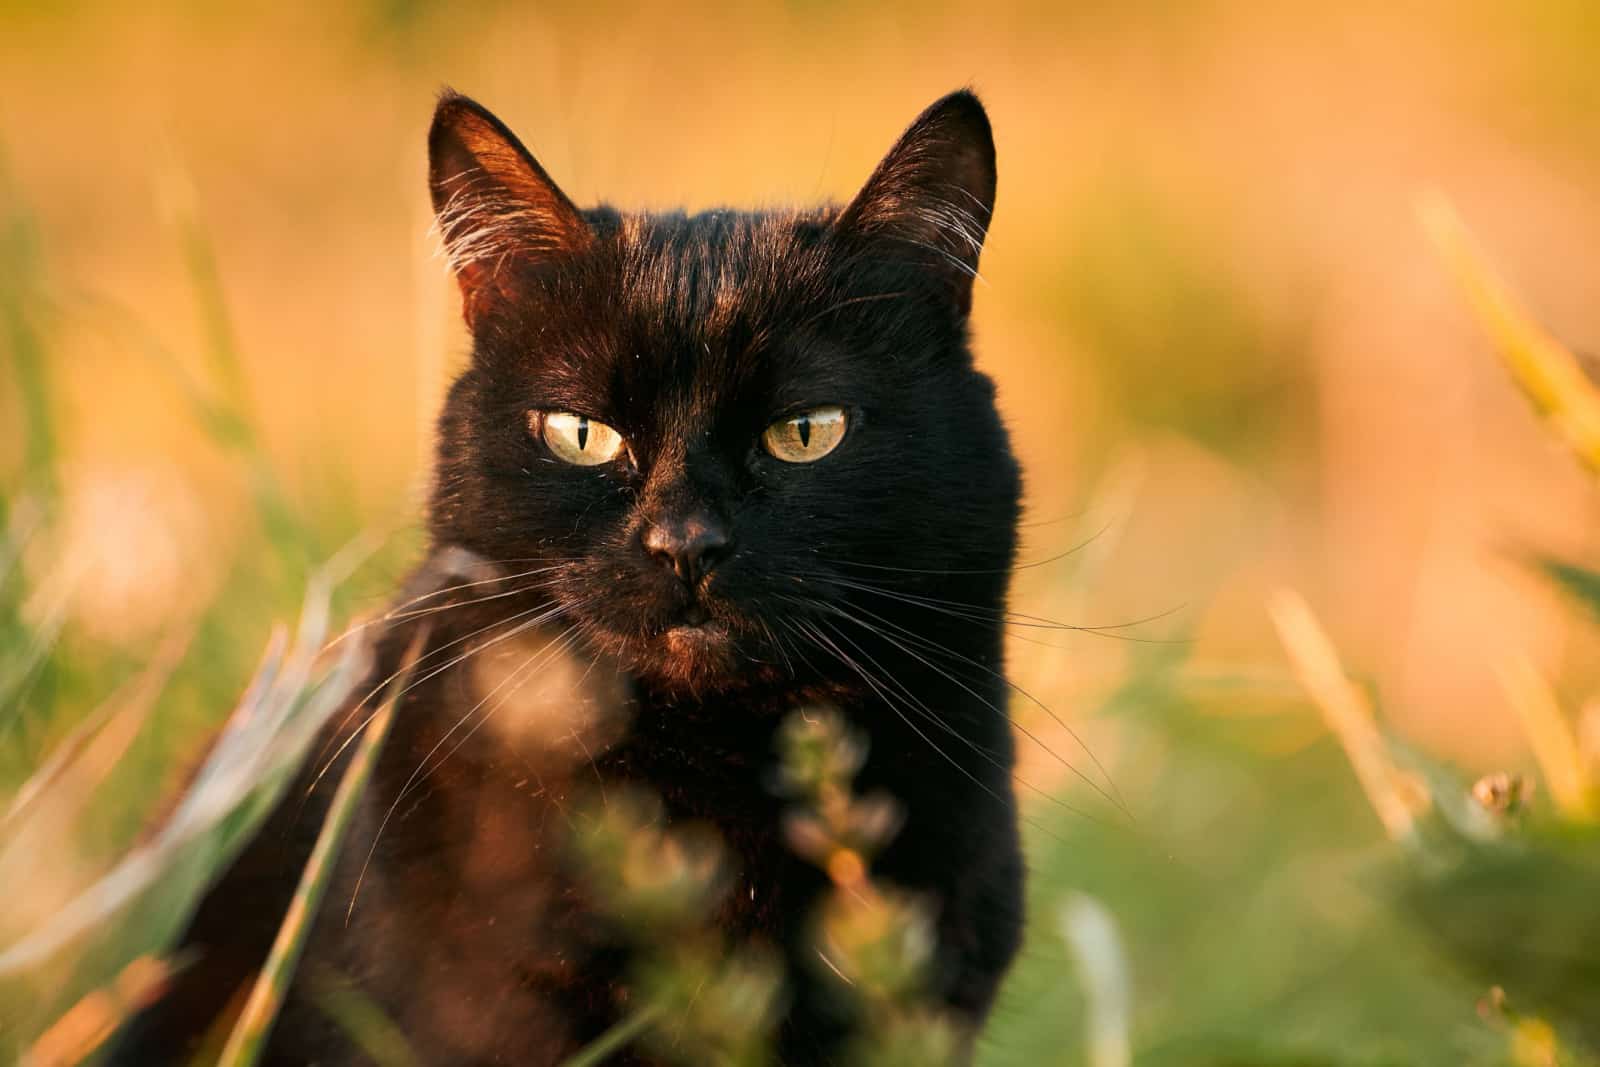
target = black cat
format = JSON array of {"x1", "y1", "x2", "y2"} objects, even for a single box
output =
[{"x1": 114, "y1": 88, "x2": 1023, "y2": 1066}]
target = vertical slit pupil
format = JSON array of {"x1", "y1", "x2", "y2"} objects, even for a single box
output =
[
  {"x1": 577, "y1": 416, "x2": 589, "y2": 451},
  {"x1": 797, "y1": 416, "x2": 811, "y2": 448}
]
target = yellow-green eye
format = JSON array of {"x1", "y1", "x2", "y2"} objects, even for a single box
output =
[
  {"x1": 762, "y1": 406, "x2": 847, "y2": 463},
  {"x1": 537, "y1": 411, "x2": 626, "y2": 466}
]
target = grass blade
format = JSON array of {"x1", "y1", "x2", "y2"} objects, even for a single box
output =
[
  {"x1": 1058, "y1": 893, "x2": 1131, "y2": 1067},
  {"x1": 1269, "y1": 588, "x2": 1419, "y2": 845},
  {"x1": 1495, "y1": 654, "x2": 1594, "y2": 821},
  {"x1": 558, "y1": 1004, "x2": 666, "y2": 1067},
  {"x1": 2, "y1": 629, "x2": 190, "y2": 830},
  {"x1": 306, "y1": 968, "x2": 420, "y2": 1067},
  {"x1": 1536, "y1": 557, "x2": 1600, "y2": 623},
  {"x1": 215, "y1": 630, "x2": 425, "y2": 1067},
  {"x1": 0, "y1": 574, "x2": 368, "y2": 976},
  {"x1": 20, "y1": 956, "x2": 175, "y2": 1067},
  {"x1": 0, "y1": 150, "x2": 58, "y2": 502},
  {"x1": 1420, "y1": 191, "x2": 1600, "y2": 473}
]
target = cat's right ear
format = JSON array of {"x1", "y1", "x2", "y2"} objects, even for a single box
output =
[{"x1": 429, "y1": 91, "x2": 592, "y2": 325}]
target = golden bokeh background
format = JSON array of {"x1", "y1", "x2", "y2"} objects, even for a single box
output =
[{"x1": 5, "y1": 0, "x2": 1600, "y2": 803}]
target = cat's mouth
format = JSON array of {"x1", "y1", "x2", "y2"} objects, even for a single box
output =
[
  {"x1": 642, "y1": 616, "x2": 738, "y2": 688},
  {"x1": 577, "y1": 578, "x2": 775, "y2": 691},
  {"x1": 659, "y1": 608, "x2": 732, "y2": 654},
  {"x1": 662, "y1": 617, "x2": 729, "y2": 645}
]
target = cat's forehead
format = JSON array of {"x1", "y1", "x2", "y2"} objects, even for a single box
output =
[
  {"x1": 614, "y1": 209, "x2": 834, "y2": 335},
  {"x1": 510, "y1": 207, "x2": 871, "y2": 430}
]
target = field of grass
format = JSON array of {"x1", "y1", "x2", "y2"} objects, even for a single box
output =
[{"x1": 4, "y1": 3, "x2": 1600, "y2": 1065}]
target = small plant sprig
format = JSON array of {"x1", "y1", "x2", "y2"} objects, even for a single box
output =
[
  {"x1": 564, "y1": 707, "x2": 973, "y2": 1067},
  {"x1": 565, "y1": 787, "x2": 783, "y2": 1067},
  {"x1": 569, "y1": 788, "x2": 732, "y2": 937},
  {"x1": 775, "y1": 708, "x2": 970, "y2": 1067}
]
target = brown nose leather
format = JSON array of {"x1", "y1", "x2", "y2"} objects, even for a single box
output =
[{"x1": 643, "y1": 514, "x2": 731, "y2": 584}]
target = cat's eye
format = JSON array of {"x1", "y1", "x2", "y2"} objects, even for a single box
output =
[
  {"x1": 536, "y1": 411, "x2": 627, "y2": 466},
  {"x1": 762, "y1": 406, "x2": 848, "y2": 463}
]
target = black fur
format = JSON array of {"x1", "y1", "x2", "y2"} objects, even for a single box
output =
[{"x1": 113, "y1": 89, "x2": 1023, "y2": 1066}]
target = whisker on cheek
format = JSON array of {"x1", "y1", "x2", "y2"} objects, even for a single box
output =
[
  {"x1": 308, "y1": 591, "x2": 571, "y2": 794},
  {"x1": 347, "y1": 609, "x2": 588, "y2": 920}
]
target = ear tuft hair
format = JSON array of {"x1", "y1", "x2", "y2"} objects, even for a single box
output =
[
  {"x1": 428, "y1": 90, "x2": 592, "y2": 323},
  {"x1": 837, "y1": 90, "x2": 997, "y2": 315}
]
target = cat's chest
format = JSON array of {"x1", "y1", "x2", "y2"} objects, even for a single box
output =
[
  {"x1": 375, "y1": 650, "x2": 816, "y2": 908},
  {"x1": 599, "y1": 712, "x2": 821, "y2": 926}
]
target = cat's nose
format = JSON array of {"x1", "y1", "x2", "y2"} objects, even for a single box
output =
[{"x1": 642, "y1": 513, "x2": 731, "y2": 585}]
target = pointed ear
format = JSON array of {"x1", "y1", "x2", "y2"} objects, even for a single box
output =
[
  {"x1": 836, "y1": 90, "x2": 997, "y2": 315},
  {"x1": 428, "y1": 91, "x2": 593, "y2": 324}
]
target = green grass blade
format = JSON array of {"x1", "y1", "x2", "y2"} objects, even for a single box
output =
[
  {"x1": 1538, "y1": 557, "x2": 1600, "y2": 622},
  {"x1": 558, "y1": 1004, "x2": 666, "y2": 1067},
  {"x1": 307, "y1": 967, "x2": 421, "y2": 1067},
  {"x1": 2, "y1": 630, "x2": 189, "y2": 831},
  {"x1": 0, "y1": 148, "x2": 58, "y2": 502},
  {"x1": 158, "y1": 162, "x2": 315, "y2": 571},
  {"x1": 0, "y1": 569, "x2": 367, "y2": 978},
  {"x1": 214, "y1": 631, "x2": 424, "y2": 1067}
]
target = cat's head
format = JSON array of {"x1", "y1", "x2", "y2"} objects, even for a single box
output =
[{"x1": 426, "y1": 90, "x2": 1020, "y2": 694}]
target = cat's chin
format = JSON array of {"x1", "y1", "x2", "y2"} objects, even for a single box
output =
[
  {"x1": 660, "y1": 618, "x2": 730, "y2": 646},
  {"x1": 621, "y1": 619, "x2": 776, "y2": 694},
  {"x1": 644, "y1": 620, "x2": 735, "y2": 685}
]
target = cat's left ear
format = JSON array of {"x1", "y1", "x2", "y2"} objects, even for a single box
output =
[
  {"x1": 429, "y1": 91, "x2": 593, "y2": 325},
  {"x1": 837, "y1": 90, "x2": 997, "y2": 316}
]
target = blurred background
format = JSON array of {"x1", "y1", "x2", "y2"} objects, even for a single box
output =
[{"x1": 4, "y1": 2, "x2": 1600, "y2": 1065}]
